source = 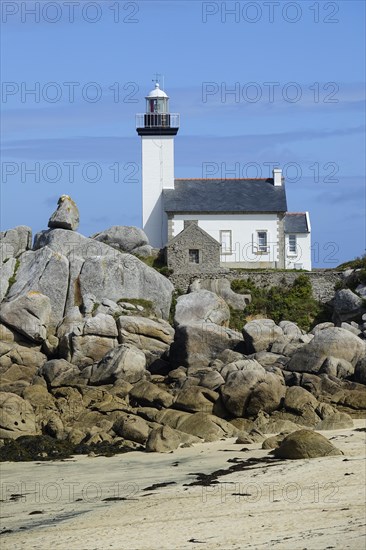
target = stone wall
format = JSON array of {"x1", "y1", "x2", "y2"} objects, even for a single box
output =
[
  {"x1": 169, "y1": 270, "x2": 344, "y2": 304},
  {"x1": 166, "y1": 221, "x2": 221, "y2": 274}
]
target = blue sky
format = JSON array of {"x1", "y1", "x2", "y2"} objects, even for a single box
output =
[{"x1": 1, "y1": 0, "x2": 365, "y2": 266}]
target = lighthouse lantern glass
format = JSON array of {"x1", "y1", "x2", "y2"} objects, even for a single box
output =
[{"x1": 146, "y1": 97, "x2": 169, "y2": 114}]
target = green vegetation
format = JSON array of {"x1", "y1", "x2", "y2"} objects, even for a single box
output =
[
  {"x1": 137, "y1": 254, "x2": 173, "y2": 278},
  {"x1": 230, "y1": 267, "x2": 306, "y2": 273},
  {"x1": 7, "y1": 259, "x2": 20, "y2": 292},
  {"x1": 231, "y1": 275, "x2": 331, "y2": 332},
  {"x1": 333, "y1": 254, "x2": 366, "y2": 294},
  {"x1": 228, "y1": 305, "x2": 247, "y2": 332},
  {"x1": 169, "y1": 288, "x2": 184, "y2": 325},
  {"x1": 91, "y1": 302, "x2": 100, "y2": 315},
  {"x1": 337, "y1": 254, "x2": 366, "y2": 271},
  {"x1": 117, "y1": 298, "x2": 155, "y2": 318}
]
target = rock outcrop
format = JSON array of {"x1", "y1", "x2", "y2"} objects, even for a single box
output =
[{"x1": 0, "y1": 198, "x2": 365, "y2": 458}]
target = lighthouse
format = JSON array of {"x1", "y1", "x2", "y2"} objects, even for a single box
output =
[{"x1": 136, "y1": 81, "x2": 180, "y2": 248}]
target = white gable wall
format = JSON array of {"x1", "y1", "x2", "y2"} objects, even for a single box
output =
[
  {"x1": 172, "y1": 213, "x2": 281, "y2": 267},
  {"x1": 285, "y1": 233, "x2": 312, "y2": 271}
]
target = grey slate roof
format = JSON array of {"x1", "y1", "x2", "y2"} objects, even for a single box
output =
[
  {"x1": 284, "y1": 213, "x2": 309, "y2": 233},
  {"x1": 167, "y1": 221, "x2": 220, "y2": 247},
  {"x1": 163, "y1": 179, "x2": 287, "y2": 213}
]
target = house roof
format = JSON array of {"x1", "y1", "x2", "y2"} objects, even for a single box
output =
[
  {"x1": 167, "y1": 221, "x2": 220, "y2": 247},
  {"x1": 163, "y1": 179, "x2": 287, "y2": 213},
  {"x1": 284, "y1": 213, "x2": 309, "y2": 233}
]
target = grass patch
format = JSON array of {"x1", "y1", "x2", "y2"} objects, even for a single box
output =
[
  {"x1": 7, "y1": 259, "x2": 20, "y2": 292},
  {"x1": 230, "y1": 267, "x2": 306, "y2": 273},
  {"x1": 137, "y1": 254, "x2": 173, "y2": 278},
  {"x1": 117, "y1": 298, "x2": 155, "y2": 317},
  {"x1": 91, "y1": 302, "x2": 100, "y2": 315},
  {"x1": 169, "y1": 288, "x2": 184, "y2": 325},
  {"x1": 231, "y1": 274, "x2": 330, "y2": 332},
  {"x1": 337, "y1": 254, "x2": 366, "y2": 271},
  {"x1": 228, "y1": 305, "x2": 247, "y2": 332}
]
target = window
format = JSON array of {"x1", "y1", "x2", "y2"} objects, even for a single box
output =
[
  {"x1": 289, "y1": 234, "x2": 297, "y2": 254},
  {"x1": 220, "y1": 230, "x2": 232, "y2": 254},
  {"x1": 189, "y1": 249, "x2": 199, "y2": 264},
  {"x1": 257, "y1": 231, "x2": 268, "y2": 253}
]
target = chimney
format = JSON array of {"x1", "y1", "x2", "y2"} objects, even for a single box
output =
[{"x1": 273, "y1": 168, "x2": 282, "y2": 186}]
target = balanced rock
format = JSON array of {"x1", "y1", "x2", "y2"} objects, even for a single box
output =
[
  {"x1": 48, "y1": 195, "x2": 79, "y2": 231},
  {"x1": 274, "y1": 429, "x2": 342, "y2": 459}
]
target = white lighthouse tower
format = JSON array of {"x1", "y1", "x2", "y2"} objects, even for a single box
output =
[{"x1": 136, "y1": 81, "x2": 180, "y2": 248}]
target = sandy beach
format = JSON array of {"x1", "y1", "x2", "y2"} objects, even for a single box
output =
[{"x1": 1, "y1": 420, "x2": 365, "y2": 550}]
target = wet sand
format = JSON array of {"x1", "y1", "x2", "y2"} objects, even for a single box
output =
[{"x1": 1, "y1": 420, "x2": 365, "y2": 549}]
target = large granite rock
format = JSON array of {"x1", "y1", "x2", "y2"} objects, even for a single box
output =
[
  {"x1": 284, "y1": 386, "x2": 318, "y2": 415},
  {"x1": 274, "y1": 429, "x2": 342, "y2": 459},
  {"x1": 0, "y1": 291, "x2": 51, "y2": 343},
  {"x1": 174, "y1": 290, "x2": 230, "y2": 327},
  {"x1": 287, "y1": 327, "x2": 365, "y2": 374},
  {"x1": 113, "y1": 413, "x2": 150, "y2": 444},
  {"x1": 170, "y1": 322, "x2": 243, "y2": 368},
  {"x1": 6, "y1": 246, "x2": 69, "y2": 329},
  {"x1": 333, "y1": 289, "x2": 363, "y2": 324},
  {"x1": 39, "y1": 359, "x2": 81, "y2": 387},
  {"x1": 33, "y1": 229, "x2": 173, "y2": 319},
  {"x1": 173, "y1": 386, "x2": 219, "y2": 414},
  {"x1": 83, "y1": 314, "x2": 118, "y2": 338},
  {"x1": 91, "y1": 226, "x2": 149, "y2": 253},
  {"x1": 129, "y1": 380, "x2": 174, "y2": 408},
  {"x1": 146, "y1": 425, "x2": 181, "y2": 452},
  {"x1": 89, "y1": 344, "x2": 147, "y2": 385},
  {"x1": 117, "y1": 316, "x2": 174, "y2": 356},
  {"x1": 189, "y1": 278, "x2": 250, "y2": 310},
  {"x1": 221, "y1": 361, "x2": 284, "y2": 417},
  {"x1": 0, "y1": 257, "x2": 16, "y2": 302},
  {"x1": 48, "y1": 195, "x2": 79, "y2": 231},
  {"x1": 0, "y1": 392, "x2": 37, "y2": 439},
  {"x1": 0, "y1": 225, "x2": 32, "y2": 261},
  {"x1": 242, "y1": 319, "x2": 283, "y2": 353},
  {"x1": 60, "y1": 334, "x2": 118, "y2": 368},
  {"x1": 177, "y1": 412, "x2": 237, "y2": 442}
]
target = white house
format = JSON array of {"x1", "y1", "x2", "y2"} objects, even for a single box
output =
[{"x1": 136, "y1": 82, "x2": 311, "y2": 271}]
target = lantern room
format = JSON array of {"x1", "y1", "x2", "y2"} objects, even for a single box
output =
[{"x1": 146, "y1": 82, "x2": 169, "y2": 114}]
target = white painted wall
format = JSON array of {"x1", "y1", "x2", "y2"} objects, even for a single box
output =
[
  {"x1": 172, "y1": 213, "x2": 281, "y2": 267},
  {"x1": 285, "y1": 232, "x2": 312, "y2": 271},
  {"x1": 141, "y1": 136, "x2": 175, "y2": 248}
]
